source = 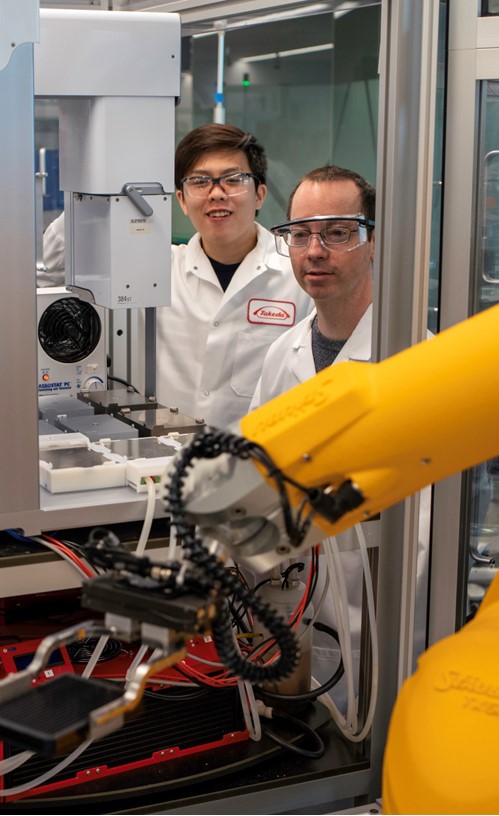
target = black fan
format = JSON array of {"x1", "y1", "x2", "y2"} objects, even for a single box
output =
[
  {"x1": 66, "y1": 637, "x2": 123, "y2": 664},
  {"x1": 38, "y1": 296, "x2": 102, "y2": 364}
]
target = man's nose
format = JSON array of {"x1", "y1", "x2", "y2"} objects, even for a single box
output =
[
  {"x1": 209, "y1": 181, "x2": 228, "y2": 197},
  {"x1": 306, "y1": 232, "x2": 328, "y2": 255}
]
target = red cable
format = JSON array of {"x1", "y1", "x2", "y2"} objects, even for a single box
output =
[{"x1": 41, "y1": 534, "x2": 96, "y2": 579}]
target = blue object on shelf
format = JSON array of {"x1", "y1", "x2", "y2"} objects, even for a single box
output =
[{"x1": 35, "y1": 148, "x2": 64, "y2": 211}]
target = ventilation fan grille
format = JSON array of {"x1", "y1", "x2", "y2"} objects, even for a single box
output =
[
  {"x1": 38, "y1": 297, "x2": 102, "y2": 364},
  {"x1": 66, "y1": 637, "x2": 123, "y2": 664}
]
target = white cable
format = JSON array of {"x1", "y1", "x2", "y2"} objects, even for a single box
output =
[
  {"x1": 148, "y1": 647, "x2": 165, "y2": 663},
  {"x1": 135, "y1": 476, "x2": 156, "y2": 556},
  {"x1": 237, "y1": 679, "x2": 261, "y2": 741},
  {"x1": 317, "y1": 525, "x2": 379, "y2": 743},
  {"x1": 0, "y1": 738, "x2": 93, "y2": 797},
  {"x1": 32, "y1": 537, "x2": 90, "y2": 582},
  {"x1": 185, "y1": 652, "x2": 224, "y2": 668},
  {"x1": 145, "y1": 677, "x2": 197, "y2": 688},
  {"x1": 327, "y1": 536, "x2": 357, "y2": 730},
  {"x1": 310, "y1": 675, "x2": 339, "y2": 717},
  {"x1": 347, "y1": 522, "x2": 378, "y2": 742},
  {"x1": 168, "y1": 523, "x2": 177, "y2": 559},
  {"x1": 0, "y1": 749, "x2": 34, "y2": 775},
  {"x1": 323, "y1": 536, "x2": 358, "y2": 732},
  {"x1": 176, "y1": 560, "x2": 189, "y2": 586},
  {"x1": 82, "y1": 634, "x2": 109, "y2": 678},
  {"x1": 125, "y1": 644, "x2": 149, "y2": 686}
]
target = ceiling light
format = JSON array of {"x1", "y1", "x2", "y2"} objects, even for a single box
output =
[
  {"x1": 242, "y1": 43, "x2": 334, "y2": 63},
  {"x1": 191, "y1": 5, "x2": 330, "y2": 37}
]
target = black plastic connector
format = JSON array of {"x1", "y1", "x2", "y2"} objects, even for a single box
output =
[{"x1": 308, "y1": 480, "x2": 364, "y2": 523}]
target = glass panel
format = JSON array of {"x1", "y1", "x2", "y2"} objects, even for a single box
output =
[
  {"x1": 466, "y1": 80, "x2": 499, "y2": 617},
  {"x1": 35, "y1": 7, "x2": 383, "y2": 249},
  {"x1": 428, "y1": 1, "x2": 448, "y2": 334},
  {"x1": 34, "y1": 98, "x2": 62, "y2": 232},
  {"x1": 480, "y1": 83, "x2": 499, "y2": 306},
  {"x1": 173, "y1": 5, "x2": 381, "y2": 242},
  {"x1": 482, "y1": 0, "x2": 499, "y2": 15}
]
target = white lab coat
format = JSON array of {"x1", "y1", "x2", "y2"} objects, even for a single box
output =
[
  {"x1": 39, "y1": 212, "x2": 65, "y2": 287},
  {"x1": 250, "y1": 304, "x2": 373, "y2": 410},
  {"x1": 155, "y1": 224, "x2": 313, "y2": 428},
  {"x1": 250, "y1": 303, "x2": 431, "y2": 709}
]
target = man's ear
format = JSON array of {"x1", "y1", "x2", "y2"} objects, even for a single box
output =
[
  {"x1": 255, "y1": 182, "x2": 267, "y2": 211},
  {"x1": 370, "y1": 230, "x2": 375, "y2": 263},
  {"x1": 176, "y1": 189, "x2": 189, "y2": 216}
]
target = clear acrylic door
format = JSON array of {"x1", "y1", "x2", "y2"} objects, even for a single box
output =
[{"x1": 466, "y1": 81, "x2": 499, "y2": 616}]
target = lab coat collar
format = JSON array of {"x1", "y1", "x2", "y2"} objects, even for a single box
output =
[
  {"x1": 183, "y1": 233, "x2": 219, "y2": 284},
  {"x1": 291, "y1": 303, "x2": 373, "y2": 383},
  {"x1": 334, "y1": 303, "x2": 373, "y2": 364},
  {"x1": 183, "y1": 224, "x2": 281, "y2": 289},
  {"x1": 291, "y1": 310, "x2": 317, "y2": 382},
  {"x1": 222, "y1": 223, "x2": 284, "y2": 297}
]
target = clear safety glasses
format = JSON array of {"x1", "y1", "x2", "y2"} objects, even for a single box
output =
[
  {"x1": 181, "y1": 172, "x2": 260, "y2": 198},
  {"x1": 271, "y1": 214, "x2": 375, "y2": 257}
]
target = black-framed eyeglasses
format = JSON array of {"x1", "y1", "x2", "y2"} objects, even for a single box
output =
[
  {"x1": 271, "y1": 214, "x2": 375, "y2": 256},
  {"x1": 181, "y1": 172, "x2": 260, "y2": 198}
]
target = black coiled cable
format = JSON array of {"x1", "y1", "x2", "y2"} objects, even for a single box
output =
[{"x1": 165, "y1": 428, "x2": 302, "y2": 683}]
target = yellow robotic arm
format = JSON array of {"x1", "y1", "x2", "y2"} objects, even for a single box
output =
[
  {"x1": 382, "y1": 568, "x2": 499, "y2": 815},
  {"x1": 172, "y1": 302, "x2": 499, "y2": 813},
  {"x1": 180, "y1": 303, "x2": 499, "y2": 571},
  {"x1": 0, "y1": 304, "x2": 497, "y2": 778}
]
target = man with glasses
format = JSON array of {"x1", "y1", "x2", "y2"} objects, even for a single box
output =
[
  {"x1": 251, "y1": 164, "x2": 375, "y2": 406},
  {"x1": 155, "y1": 123, "x2": 312, "y2": 427},
  {"x1": 249, "y1": 164, "x2": 430, "y2": 710}
]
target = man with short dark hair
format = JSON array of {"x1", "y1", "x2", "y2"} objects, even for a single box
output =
[{"x1": 156, "y1": 124, "x2": 311, "y2": 427}]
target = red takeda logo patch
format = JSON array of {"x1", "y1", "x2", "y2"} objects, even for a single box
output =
[{"x1": 247, "y1": 299, "x2": 296, "y2": 326}]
